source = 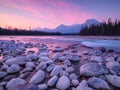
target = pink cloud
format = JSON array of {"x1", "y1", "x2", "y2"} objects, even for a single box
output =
[{"x1": 0, "y1": 0, "x2": 95, "y2": 29}]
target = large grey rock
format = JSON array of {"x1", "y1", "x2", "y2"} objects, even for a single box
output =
[
  {"x1": 47, "y1": 76, "x2": 58, "y2": 87},
  {"x1": 80, "y1": 62, "x2": 105, "y2": 77},
  {"x1": 7, "y1": 64, "x2": 20, "y2": 73},
  {"x1": 88, "y1": 77, "x2": 110, "y2": 90},
  {"x1": 29, "y1": 70, "x2": 45, "y2": 84},
  {"x1": 5, "y1": 56, "x2": 29, "y2": 65},
  {"x1": 50, "y1": 66, "x2": 62, "y2": 77},
  {"x1": 6, "y1": 78, "x2": 26, "y2": 88},
  {"x1": 106, "y1": 75, "x2": 120, "y2": 88},
  {"x1": 76, "y1": 80, "x2": 94, "y2": 90},
  {"x1": 38, "y1": 84, "x2": 48, "y2": 90},
  {"x1": 36, "y1": 62, "x2": 47, "y2": 70},
  {"x1": 56, "y1": 76, "x2": 70, "y2": 90},
  {"x1": 0, "y1": 71, "x2": 8, "y2": 79}
]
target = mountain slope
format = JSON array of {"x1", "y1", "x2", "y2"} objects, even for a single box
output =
[{"x1": 33, "y1": 19, "x2": 100, "y2": 34}]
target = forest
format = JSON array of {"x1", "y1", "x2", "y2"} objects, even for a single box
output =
[{"x1": 80, "y1": 19, "x2": 120, "y2": 36}]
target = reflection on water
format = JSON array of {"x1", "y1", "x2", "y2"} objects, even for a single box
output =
[{"x1": 0, "y1": 36, "x2": 120, "y2": 50}]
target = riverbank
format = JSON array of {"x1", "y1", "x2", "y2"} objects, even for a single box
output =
[{"x1": 0, "y1": 39, "x2": 120, "y2": 90}]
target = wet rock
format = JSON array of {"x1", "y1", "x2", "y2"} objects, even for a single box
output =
[
  {"x1": 0, "y1": 71, "x2": 8, "y2": 79},
  {"x1": 71, "y1": 80, "x2": 79, "y2": 86},
  {"x1": 26, "y1": 53, "x2": 39, "y2": 60},
  {"x1": 88, "y1": 77, "x2": 110, "y2": 90},
  {"x1": 0, "y1": 86, "x2": 4, "y2": 90},
  {"x1": 106, "y1": 57, "x2": 115, "y2": 62},
  {"x1": 6, "y1": 78, "x2": 26, "y2": 89},
  {"x1": 46, "y1": 64, "x2": 55, "y2": 72},
  {"x1": 106, "y1": 61, "x2": 120, "y2": 73},
  {"x1": 60, "y1": 71, "x2": 69, "y2": 76},
  {"x1": 106, "y1": 75, "x2": 120, "y2": 88},
  {"x1": 29, "y1": 70, "x2": 45, "y2": 84},
  {"x1": 82, "y1": 50, "x2": 89, "y2": 55},
  {"x1": 5, "y1": 56, "x2": 29, "y2": 65},
  {"x1": 66, "y1": 66, "x2": 74, "y2": 73},
  {"x1": 76, "y1": 80, "x2": 94, "y2": 90},
  {"x1": 56, "y1": 76, "x2": 70, "y2": 90},
  {"x1": 0, "y1": 81, "x2": 7, "y2": 86},
  {"x1": 46, "y1": 60, "x2": 54, "y2": 65},
  {"x1": 0, "y1": 65, "x2": 9, "y2": 71},
  {"x1": 98, "y1": 47, "x2": 106, "y2": 53},
  {"x1": 90, "y1": 56, "x2": 104, "y2": 63},
  {"x1": 53, "y1": 53, "x2": 61, "y2": 61},
  {"x1": 3, "y1": 75, "x2": 17, "y2": 81},
  {"x1": 39, "y1": 52, "x2": 49, "y2": 57},
  {"x1": 69, "y1": 73, "x2": 78, "y2": 80},
  {"x1": 50, "y1": 66, "x2": 62, "y2": 77},
  {"x1": 36, "y1": 62, "x2": 47, "y2": 70},
  {"x1": 47, "y1": 75, "x2": 58, "y2": 87},
  {"x1": 39, "y1": 56, "x2": 49, "y2": 62},
  {"x1": 26, "y1": 62, "x2": 36, "y2": 68},
  {"x1": 19, "y1": 72, "x2": 31, "y2": 79},
  {"x1": 7, "y1": 64, "x2": 20, "y2": 74},
  {"x1": 63, "y1": 60, "x2": 71, "y2": 66},
  {"x1": 38, "y1": 84, "x2": 48, "y2": 90},
  {"x1": 22, "y1": 68, "x2": 33, "y2": 73},
  {"x1": 80, "y1": 62, "x2": 105, "y2": 77},
  {"x1": 107, "y1": 49, "x2": 114, "y2": 53},
  {"x1": 53, "y1": 47, "x2": 64, "y2": 52},
  {"x1": 70, "y1": 54, "x2": 81, "y2": 62}
]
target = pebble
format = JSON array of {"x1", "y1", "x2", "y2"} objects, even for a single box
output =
[
  {"x1": 47, "y1": 75, "x2": 58, "y2": 87},
  {"x1": 7, "y1": 64, "x2": 20, "y2": 73},
  {"x1": 0, "y1": 71, "x2": 8, "y2": 79},
  {"x1": 29, "y1": 70, "x2": 45, "y2": 84},
  {"x1": 76, "y1": 80, "x2": 94, "y2": 90},
  {"x1": 88, "y1": 77, "x2": 110, "y2": 90},
  {"x1": 36, "y1": 62, "x2": 47, "y2": 70},
  {"x1": 6, "y1": 78, "x2": 26, "y2": 89},
  {"x1": 50, "y1": 66, "x2": 62, "y2": 77},
  {"x1": 38, "y1": 84, "x2": 48, "y2": 90},
  {"x1": 56, "y1": 76, "x2": 70, "y2": 90}
]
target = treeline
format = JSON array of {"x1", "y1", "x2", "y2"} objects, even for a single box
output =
[
  {"x1": 0, "y1": 28, "x2": 61, "y2": 35},
  {"x1": 80, "y1": 18, "x2": 120, "y2": 36}
]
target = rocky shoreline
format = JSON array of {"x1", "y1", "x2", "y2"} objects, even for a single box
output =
[{"x1": 0, "y1": 40, "x2": 120, "y2": 90}]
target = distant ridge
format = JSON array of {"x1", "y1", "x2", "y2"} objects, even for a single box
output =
[{"x1": 33, "y1": 19, "x2": 100, "y2": 34}]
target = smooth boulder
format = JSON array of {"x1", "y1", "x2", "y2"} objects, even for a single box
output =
[
  {"x1": 80, "y1": 62, "x2": 105, "y2": 77},
  {"x1": 56, "y1": 76, "x2": 70, "y2": 90},
  {"x1": 6, "y1": 78, "x2": 26, "y2": 88},
  {"x1": 88, "y1": 77, "x2": 110, "y2": 90},
  {"x1": 106, "y1": 75, "x2": 120, "y2": 88},
  {"x1": 29, "y1": 70, "x2": 45, "y2": 84}
]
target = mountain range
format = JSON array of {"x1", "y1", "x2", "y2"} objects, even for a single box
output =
[{"x1": 33, "y1": 19, "x2": 100, "y2": 34}]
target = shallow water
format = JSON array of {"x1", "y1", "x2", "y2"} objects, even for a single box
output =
[{"x1": 0, "y1": 36, "x2": 120, "y2": 50}]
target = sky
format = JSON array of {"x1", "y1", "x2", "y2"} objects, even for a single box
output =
[{"x1": 0, "y1": 0, "x2": 120, "y2": 29}]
